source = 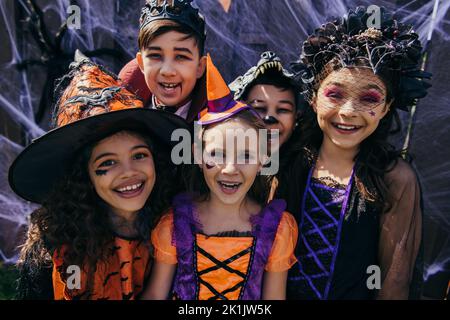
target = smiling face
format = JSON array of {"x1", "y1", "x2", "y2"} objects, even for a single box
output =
[
  {"x1": 88, "y1": 131, "x2": 155, "y2": 218},
  {"x1": 312, "y1": 67, "x2": 391, "y2": 152},
  {"x1": 137, "y1": 30, "x2": 206, "y2": 107},
  {"x1": 247, "y1": 84, "x2": 296, "y2": 147},
  {"x1": 200, "y1": 120, "x2": 262, "y2": 206}
]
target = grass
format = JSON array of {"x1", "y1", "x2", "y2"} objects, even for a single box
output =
[{"x1": 0, "y1": 262, "x2": 18, "y2": 300}]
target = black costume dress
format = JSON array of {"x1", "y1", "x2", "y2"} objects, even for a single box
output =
[{"x1": 287, "y1": 159, "x2": 422, "y2": 299}]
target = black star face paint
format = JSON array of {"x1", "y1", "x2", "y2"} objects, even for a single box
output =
[{"x1": 95, "y1": 169, "x2": 108, "y2": 176}]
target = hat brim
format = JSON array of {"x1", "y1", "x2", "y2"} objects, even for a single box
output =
[
  {"x1": 197, "y1": 102, "x2": 256, "y2": 125},
  {"x1": 9, "y1": 108, "x2": 189, "y2": 204}
]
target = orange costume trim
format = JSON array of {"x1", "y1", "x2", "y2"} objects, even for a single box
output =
[
  {"x1": 52, "y1": 237, "x2": 151, "y2": 300},
  {"x1": 152, "y1": 209, "x2": 298, "y2": 300}
]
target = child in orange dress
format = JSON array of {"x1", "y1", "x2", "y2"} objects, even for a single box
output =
[{"x1": 141, "y1": 55, "x2": 298, "y2": 300}]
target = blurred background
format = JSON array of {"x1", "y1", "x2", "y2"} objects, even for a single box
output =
[{"x1": 0, "y1": 0, "x2": 448, "y2": 299}]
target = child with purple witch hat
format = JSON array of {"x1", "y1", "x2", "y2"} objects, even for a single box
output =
[{"x1": 141, "y1": 55, "x2": 298, "y2": 300}]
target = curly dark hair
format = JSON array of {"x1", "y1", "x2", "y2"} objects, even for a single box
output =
[{"x1": 18, "y1": 129, "x2": 176, "y2": 274}]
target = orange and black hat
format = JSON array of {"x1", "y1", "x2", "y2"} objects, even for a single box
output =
[
  {"x1": 9, "y1": 51, "x2": 189, "y2": 204},
  {"x1": 197, "y1": 54, "x2": 259, "y2": 125}
]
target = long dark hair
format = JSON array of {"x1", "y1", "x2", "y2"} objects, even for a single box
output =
[
  {"x1": 18, "y1": 129, "x2": 176, "y2": 270},
  {"x1": 277, "y1": 67, "x2": 402, "y2": 213},
  {"x1": 184, "y1": 110, "x2": 272, "y2": 206}
]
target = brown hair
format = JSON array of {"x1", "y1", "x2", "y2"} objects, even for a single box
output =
[
  {"x1": 184, "y1": 110, "x2": 271, "y2": 206},
  {"x1": 138, "y1": 19, "x2": 205, "y2": 55},
  {"x1": 241, "y1": 71, "x2": 297, "y2": 104}
]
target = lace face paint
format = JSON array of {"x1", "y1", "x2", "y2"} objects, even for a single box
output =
[
  {"x1": 361, "y1": 91, "x2": 382, "y2": 104},
  {"x1": 322, "y1": 84, "x2": 384, "y2": 112},
  {"x1": 323, "y1": 86, "x2": 343, "y2": 100}
]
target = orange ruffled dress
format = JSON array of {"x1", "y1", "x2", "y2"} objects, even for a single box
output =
[
  {"x1": 152, "y1": 194, "x2": 298, "y2": 300},
  {"x1": 52, "y1": 237, "x2": 151, "y2": 300}
]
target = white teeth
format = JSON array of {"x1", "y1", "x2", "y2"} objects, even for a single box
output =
[
  {"x1": 117, "y1": 182, "x2": 143, "y2": 192},
  {"x1": 336, "y1": 124, "x2": 358, "y2": 130},
  {"x1": 161, "y1": 83, "x2": 178, "y2": 88},
  {"x1": 219, "y1": 182, "x2": 240, "y2": 189},
  {"x1": 261, "y1": 61, "x2": 282, "y2": 72}
]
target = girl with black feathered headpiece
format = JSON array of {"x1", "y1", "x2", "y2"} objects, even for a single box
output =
[{"x1": 283, "y1": 6, "x2": 431, "y2": 300}]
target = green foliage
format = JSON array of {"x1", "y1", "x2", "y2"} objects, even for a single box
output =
[{"x1": 0, "y1": 262, "x2": 18, "y2": 300}]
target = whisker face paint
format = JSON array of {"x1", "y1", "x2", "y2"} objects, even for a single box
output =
[{"x1": 95, "y1": 169, "x2": 108, "y2": 176}]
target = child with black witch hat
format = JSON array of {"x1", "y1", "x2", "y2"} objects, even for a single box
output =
[{"x1": 11, "y1": 52, "x2": 189, "y2": 299}]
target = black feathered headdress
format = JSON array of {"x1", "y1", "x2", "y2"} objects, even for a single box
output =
[{"x1": 290, "y1": 6, "x2": 431, "y2": 111}]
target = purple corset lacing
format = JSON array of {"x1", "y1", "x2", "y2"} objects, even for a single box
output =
[
  {"x1": 290, "y1": 166, "x2": 354, "y2": 299},
  {"x1": 171, "y1": 193, "x2": 285, "y2": 300}
]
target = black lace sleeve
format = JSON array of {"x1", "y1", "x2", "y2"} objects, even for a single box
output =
[{"x1": 377, "y1": 160, "x2": 422, "y2": 299}]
